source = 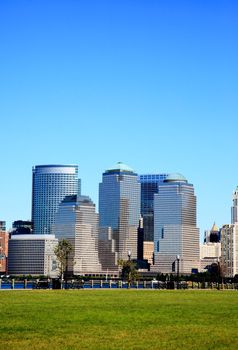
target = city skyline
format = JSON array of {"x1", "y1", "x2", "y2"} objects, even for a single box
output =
[
  {"x1": 0, "y1": 161, "x2": 237, "y2": 239},
  {"x1": 1, "y1": 1, "x2": 238, "y2": 236}
]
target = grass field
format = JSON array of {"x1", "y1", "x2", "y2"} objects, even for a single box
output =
[{"x1": 0, "y1": 290, "x2": 238, "y2": 350}]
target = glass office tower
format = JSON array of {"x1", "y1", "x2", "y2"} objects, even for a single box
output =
[
  {"x1": 139, "y1": 174, "x2": 168, "y2": 241},
  {"x1": 153, "y1": 173, "x2": 200, "y2": 274},
  {"x1": 32, "y1": 165, "x2": 80, "y2": 235},
  {"x1": 99, "y1": 162, "x2": 141, "y2": 261}
]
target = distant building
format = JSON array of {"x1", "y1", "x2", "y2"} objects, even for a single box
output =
[
  {"x1": 0, "y1": 221, "x2": 6, "y2": 232},
  {"x1": 143, "y1": 241, "x2": 154, "y2": 265},
  {"x1": 218, "y1": 188, "x2": 238, "y2": 277},
  {"x1": 10, "y1": 220, "x2": 32, "y2": 236},
  {"x1": 0, "y1": 221, "x2": 8, "y2": 274},
  {"x1": 8, "y1": 234, "x2": 58, "y2": 276},
  {"x1": 98, "y1": 227, "x2": 118, "y2": 273},
  {"x1": 231, "y1": 186, "x2": 238, "y2": 224},
  {"x1": 32, "y1": 165, "x2": 81, "y2": 235},
  {"x1": 99, "y1": 162, "x2": 141, "y2": 263},
  {"x1": 153, "y1": 173, "x2": 200, "y2": 274},
  {"x1": 204, "y1": 223, "x2": 220, "y2": 243},
  {"x1": 200, "y1": 240, "x2": 221, "y2": 272},
  {"x1": 137, "y1": 217, "x2": 144, "y2": 261},
  {"x1": 52, "y1": 195, "x2": 102, "y2": 275},
  {"x1": 200, "y1": 242, "x2": 221, "y2": 259},
  {"x1": 139, "y1": 174, "x2": 168, "y2": 242},
  {"x1": 220, "y1": 224, "x2": 238, "y2": 277}
]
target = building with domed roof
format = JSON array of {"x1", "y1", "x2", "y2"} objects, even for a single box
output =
[
  {"x1": 99, "y1": 162, "x2": 141, "y2": 266},
  {"x1": 152, "y1": 173, "x2": 200, "y2": 274},
  {"x1": 164, "y1": 173, "x2": 187, "y2": 183}
]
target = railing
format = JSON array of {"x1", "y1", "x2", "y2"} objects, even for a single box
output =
[{"x1": 0, "y1": 278, "x2": 237, "y2": 290}]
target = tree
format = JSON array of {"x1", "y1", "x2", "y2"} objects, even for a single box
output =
[
  {"x1": 118, "y1": 259, "x2": 139, "y2": 288},
  {"x1": 54, "y1": 239, "x2": 73, "y2": 288}
]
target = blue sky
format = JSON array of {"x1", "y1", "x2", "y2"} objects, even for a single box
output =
[{"x1": 0, "y1": 0, "x2": 238, "y2": 238}]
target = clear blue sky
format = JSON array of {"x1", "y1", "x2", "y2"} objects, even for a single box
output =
[{"x1": 0, "y1": 0, "x2": 237, "y2": 238}]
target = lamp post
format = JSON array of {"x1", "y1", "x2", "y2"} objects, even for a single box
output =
[
  {"x1": 128, "y1": 250, "x2": 131, "y2": 261},
  {"x1": 65, "y1": 252, "x2": 69, "y2": 289},
  {"x1": 176, "y1": 255, "x2": 180, "y2": 289},
  {"x1": 0, "y1": 237, "x2": 6, "y2": 274},
  {"x1": 127, "y1": 250, "x2": 131, "y2": 288}
]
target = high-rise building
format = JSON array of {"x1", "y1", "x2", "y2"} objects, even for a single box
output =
[
  {"x1": 0, "y1": 221, "x2": 8, "y2": 274},
  {"x1": 220, "y1": 224, "x2": 238, "y2": 277},
  {"x1": 99, "y1": 162, "x2": 141, "y2": 262},
  {"x1": 32, "y1": 165, "x2": 80, "y2": 235},
  {"x1": 231, "y1": 186, "x2": 238, "y2": 224},
  {"x1": 153, "y1": 173, "x2": 200, "y2": 274},
  {"x1": 139, "y1": 174, "x2": 168, "y2": 242},
  {"x1": 52, "y1": 195, "x2": 102, "y2": 275},
  {"x1": 8, "y1": 234, "x2": 58, "y2": 276},
  {"x1": 200, "y1": 224, "x2": 221, "y2": 272}
]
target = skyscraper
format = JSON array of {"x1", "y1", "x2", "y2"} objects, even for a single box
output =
[
  {"x1": 219, "y1": 187, "x2": 238, "y2": 277},
  {"x1": 220, "y1": 224, "x2": 238, "y2": 277},
  {"x1": 99, "y1": 162, "x2": 141, "y2": 261},
  {"x1": 200, "y1": 223, "x2": 221, "y2": 273},
  {"x1": 153, "y1": 173, "x2": 200, "y2": 274},
  {"x1": 52, "y1": 195, "x2": 102, "y2": 275},
  {"x1": 139, "y1": 174, "x2": 168, "y2": 241},
  {"x1": 32, "y1": 165, "x2": 80, "y2": 235},
  {"x1": 231, "y1": 186, "x2": 238, "y2": 224}
]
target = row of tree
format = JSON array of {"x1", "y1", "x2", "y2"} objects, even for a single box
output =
[
  {"x1": 54, "y1": 239, "x2": 139, "y2": 287},
  {"x1": 54, "y1": 239, "x2": 238, "y2": 286}
]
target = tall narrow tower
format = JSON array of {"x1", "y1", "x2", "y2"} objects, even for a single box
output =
[
  {"x1": 32, "y1": 165, "x2": 80, "y2": 235},
  {"x1": 153, "y1": 173, "x2": 200, "y2": 274},
  {"x1": 231, "y1": 186, "x2": 238, "y2": 224},
  {"x1": 99, "y1": 162, "x2": 141, "y2": 261},
  {"x1": 139, "y1": 174, "x2": 168, "y2": 241}
]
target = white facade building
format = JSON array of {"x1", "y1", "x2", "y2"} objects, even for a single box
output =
[
  {"x1": 200, "y1": 242, "x2": 221, "y2": 259},
  {"x1": 8, "y1": 234, "x2": 58, "y2": 276},
  {"x1": 220, "y1": 224, "x2": 238, "y2": 277},
  {"x1": 52, "y1": 195, "x2": 102, "y2": 275}
]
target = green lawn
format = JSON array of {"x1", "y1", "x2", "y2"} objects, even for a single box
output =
[{"x1": 0, "y1": 290, "x2": 237, "y2": 350}]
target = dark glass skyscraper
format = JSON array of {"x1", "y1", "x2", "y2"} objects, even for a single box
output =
[
  {"x1": 139, "y1": 174, "x2": 168, "y2": 241},
  {"x1": 99, "y1": 162, "x2": 141, "y2": 261},
  {"x1": 32, "y1": 165, "x2": 80, "y2": 235}
]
